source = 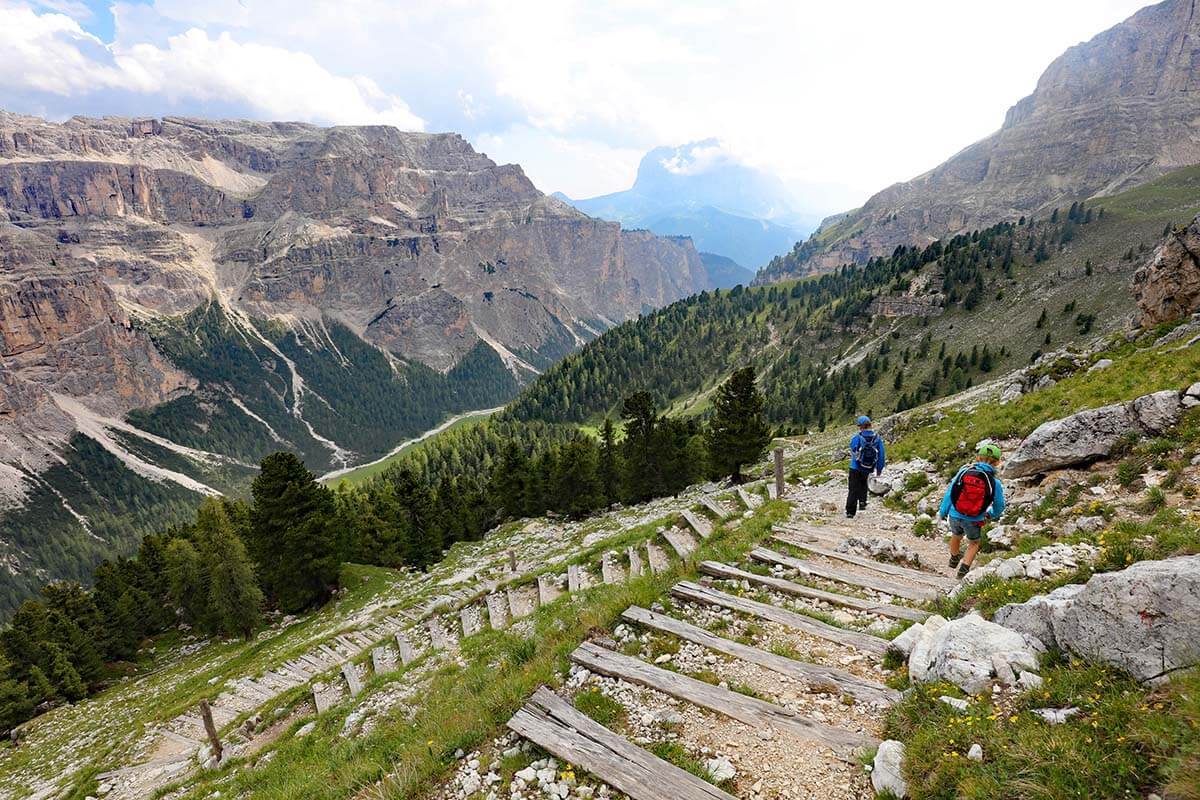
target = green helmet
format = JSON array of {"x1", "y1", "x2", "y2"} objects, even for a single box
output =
[{"x1": 977, "y1": 441, "x2": 1002, "y2": 459}]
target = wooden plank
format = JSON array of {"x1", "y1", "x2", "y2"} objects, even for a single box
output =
[
  {"x1": 508, "y1": 687, "x2": 735, "y2": 800},
  {"x1": 627, "y1": 545, "x2": 644, "y2": 578},
  {"x1": 371, "y1": 647, "x2": 391, "y2": 675},
  {"x1": 749, "y1": 547, "x2": 937, "y2": 603},
  {"x1": 699, "y1": 561, "x2": 928, "y2": 623},
  {"x1": 621, "y1": 606, "x2": 899, "y2": 706},
  {"x1": 737, "y1": 486, "x2": 762, "y2": 509},
  {"x1": 645, "y1": 541, "x2": 670, "y2": 574},
  {"x1": 395, "y1": 633, "x2": 416, "y2": 665},
  {"x1": 428, "y1": 618, "x2": 454, "y2": 650},
  {"x1": 486, "y1": 593, "x2": 510, "y2": 629},
  {"x1": 773, "y1": 533, "x2": 955, "y2": 590},
  {"x1": 700, "y1": 496, "x2": 731, "y2": 519},
  {"x1": 767, "y1": 481, "x2": 779, "y2": 500},
  {"x1": 681, "y1": 510, "x2": 713, "y2": 539},
  {"x1": 341, "y1": 663, "x2": 363, "y2": 697},
  {"x1": 661, "y1": 528, "x2": 697, "y2": 559},
  {"x1": 671, "y1": 581, "x2": 888, "y2": 657},
  {"x1": 571, "y1": 643, "x2": 875, "y2": 753},
  {"x1": 567, "y1": 564, "x2": 585, "y2": 593},
  {"x1": 601, "y1": 553, "x2": 623, "y2": 585},
  {"x1": 312, "y1": 685, "x2": 334, "y2": 714},
  {"x1": 538, "y1": 574, "x2": 561, "y2": 605},
  {"x1": 461, "y1": 606, "x2": 482, "y2": 637}
]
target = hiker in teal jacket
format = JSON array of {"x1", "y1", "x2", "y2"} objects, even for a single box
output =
[
  {"x1": 938, "y1": 441, "x2": 1006, "y2": 579},
  {"x1": 845, "y1": 415, "x2": 885, "y2": 518}
]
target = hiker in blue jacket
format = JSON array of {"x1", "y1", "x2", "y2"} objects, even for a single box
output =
[
  {"x1": 938, "y1": 441, "x2": 1006, "y2": 579},
  {"x1": 845, "y1": 415, "x2": 885, "y2": 518}
]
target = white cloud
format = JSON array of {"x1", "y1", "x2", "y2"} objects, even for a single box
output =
[
  {"x1": 0, "y1": 0, "x2": 1154, "y2": 208},
  {"x1": 0, "y1": 3, "x2": 424, "y2": 129}
]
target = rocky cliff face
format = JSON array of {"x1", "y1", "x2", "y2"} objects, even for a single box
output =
[
  {"x1": 1133, "y1": 215, "x2": 1200, "y2": 325},
  {"x1": 0, "y1": 112, "x2": 706, "y2": 606},
  {"x1": 760, "y1": 0, "x2": 1200, "y2": 280}
]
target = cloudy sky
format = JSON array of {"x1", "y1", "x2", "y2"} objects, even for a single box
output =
[{"x1": 1, "y1": 0, "x2": 1151, "y2": 214}]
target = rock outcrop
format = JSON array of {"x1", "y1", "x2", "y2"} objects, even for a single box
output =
[
  {"x1": 0, "y1": 112, "x2": 709, "y2": 607},
  {"x1": 907, "y1": 612, "x2": 1044, "y2": 694},
  {"x1": 1004, "y1": 389, "x2": 1184, "y2": 477},
  {"x1": 995, "y1": 555, "x2": 1200, "y2": 683},
  {"x1": 759, "y1": 0, "x2": 1200, "y2": 279},
  {"x1": 1133, "y1": 214, "x2": 1200, "y2": 326}
]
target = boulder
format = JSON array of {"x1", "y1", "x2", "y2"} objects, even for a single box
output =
[
  {"x1": 905, "y1": 615, "x2": 947, "y2": 681},
  {"x1": 987, "y1": 524, "x2": 1015, "y2": 549},
  {"x1": 871, "y1": 740, "x2": 908, "y2": 798},
  {"x1": 994, "y1": 583, "x2": 1085, "y2": 649},
  {"x1": 909, "y1": 613, "x2": 1043, "y2": 694},
  {"x1": 1133, "y1": 215, "x2": 1200, "y2": 327},
  {"x1": 1005, "y1": 391, "x2": 1182, "y2": 477},
  {"x1": 1088, "y1": 358, "x2": 1113, "y2": 372},
  {"x1": 999, "y1": 383, "x2": 1024, "y2": 404},
  {"x1": 998, "y1": 555, "x2": 1200, "y2": 683},
  {"x1": 868, "y1": 475, "x2": 893, "y2": 496},
  {"x1": 889, "y1": 616, "x2": 943, "y2": 658}
]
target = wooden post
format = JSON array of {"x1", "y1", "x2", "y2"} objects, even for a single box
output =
[
  {"x1": 773, "y1": 447, "x2": 784, "y2": 499},
  {"x1": 507, "y1": 549, "x2": 518, "y2": 573},
  {"x1": 199, "y1": 699, "x2": 223, "y2": 762}
]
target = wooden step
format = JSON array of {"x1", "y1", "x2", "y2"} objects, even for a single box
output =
[
  {"x1": 645, "y1": 541, "x2": 670, "y2": 574},
  {"x1": 661, "y1": 528, "x2": 697, "y2": 559},
  {"x1": 621, "y1": 606, "x2": 899, "y2": 706},
  {"x1": 699, "y1": 561, "x2": 928, "y2": 623},
  {"x1": 671, "y1": 582, "x2": 889, "y2": 657},
  {"x1": 627, "y1": 546, "x2": 645, "y2": 577},
  {"x1": 508, "y1": 687, "x2": 735, "y2": 800},
  {"x1": 395, "y1": 633, "x2": 416, "y2": 665},
  {"x1": 773, "y1": 533, "x2": 955, "y2": 590},
  {"x1": 487, "y1": 593, "x2": 510, "y2": 629},
  {"x1": 538, "y1": 574, "x2": 561, "y2": 605},
  {"x1": 749, "y1": 547, "x2": 937, "y2": 603},
  {"x1": 700, "y1": 496, "x2": 731, "y2": 519},
  {"x1": 568, "y1": 564, "x2": 586, "y2": 593},
  {"x1": 601, "y1": 552, "x2": 622, "y2": 585},
  {"x1": 737, "y1": 487, "x2": 762, "y2": 509},
  {"x1": 682, "y1": 510, "x2": 714, "y2": 539},
  {"x1": 570, "y1": 642, "x2": 875, "y2": 754}
]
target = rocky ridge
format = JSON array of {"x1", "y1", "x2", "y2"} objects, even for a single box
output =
[{"x1": 759, "y1": 0, "x2": 1200, "y2": 280}]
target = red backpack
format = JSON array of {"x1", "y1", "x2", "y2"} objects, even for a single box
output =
[{"x1": 950, "y1": 467, "x2": 994, "y2": 517}]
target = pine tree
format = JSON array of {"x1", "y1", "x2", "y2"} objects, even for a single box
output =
[
  {"x1": 621, "y1": 391, "x2": 661, "y2": 503},
  {"x1": 552, "y1": 436, "x2": 604, "y2": 519},
  {"x1": 598, "y1": 418, "x2": 621, "y2": 505},
  {"x1": 197, "y1": 500, "x2": 263, "y2": 640},
  {"x1": 390, "y1": 466, "x2": 442, "y2": 568},
  {"x1": 0, "y1": 677, "x2": 34, "y2": 735},
  {"x1": 47, "y1": 646, "x2": 85, "y2": 701},
  {"x1": 249, "y1": 452, "x2": 342, "y2": 613},
  {"x1": 164, "y1": 538, "x2": 206, "y2": 625},
  {"x1": 704, "y1": 367, "x2": 771, "y2": 484}
]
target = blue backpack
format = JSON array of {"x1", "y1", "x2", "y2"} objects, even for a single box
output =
[{"x1": 855, "y1": 431, "x2": 879, "y2": 470}]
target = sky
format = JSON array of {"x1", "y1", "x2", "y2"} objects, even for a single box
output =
[{"x1": 0, "y1": 0, "x2": 1153, "y2": 217}]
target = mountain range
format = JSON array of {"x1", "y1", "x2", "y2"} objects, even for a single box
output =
[
  {"x1": 0, "y1": 114, "x2": 707, "y2": 611},
  {"x1": 558, "y1": 140, "x2": 815, "y2": 275},
  {"x1": 758, "y1": 0, "x2": 1200, "y2": 281}
]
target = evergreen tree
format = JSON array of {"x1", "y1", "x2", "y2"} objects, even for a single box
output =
[
  {"x1": 47, "y1": 646, "x2": 85, "y2": 701},
  {"x1": 389, "y1": 466, "x2": 442, "y2": 568},
  {"x1": 197, "y1": 500, "x2": 263, "y2": 640},
  {"x1": 704, "y1": 367, "x2": 771, "y2": 484},
  {"x1": 551, "y1": 436, "x2": 604, "y2": 519},
  {"x1": 598, "y1": 418, "x2": 621, "y2": 505},
  {"x1": 0, "y1": 677, "x2": 34, "y2": 735},
  {"x1": 621, "y1": 391, "x2": 661, "y2": 503},
  {"x1": 164, "y1": 538, "x2": 206, "y2": 625},
  {"x1": 249, "y1": 452, "x2": 342, "y2": 613}
]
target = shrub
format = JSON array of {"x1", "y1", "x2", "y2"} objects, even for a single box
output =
[
  {"x1": 904, "y1": 472, "x2": 931, "y2": 492},
  {"x1": 1115, "y1": 458, "x2": 1145, "y2": 488},
  {"x1": 912, "y1": 517, "x2": 935, "y2": 537}
]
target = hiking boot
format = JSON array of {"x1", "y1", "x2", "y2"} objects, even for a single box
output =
[
  {"x1": 845, "y1": 512, "x2": 856, "y2": 519},
  {"x1": 956, "y1": 561, "x2": 971, "y2": 580},
  {"x1": 948, "y1": 553, "x2": 962, "y2": 568}
]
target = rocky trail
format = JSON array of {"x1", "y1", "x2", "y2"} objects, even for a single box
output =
[{"x1": 439, "y1": 477, "x2": 959, "y2": 800}]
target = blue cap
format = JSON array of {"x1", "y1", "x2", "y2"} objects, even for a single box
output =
[{"x1": 856, "y1": 415, "x2": 871, "y2": 426}]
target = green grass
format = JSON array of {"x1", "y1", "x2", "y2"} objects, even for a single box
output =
[
  {"x1": 160, "y1": 500, "x2": 792, "y2": 800},
  {"x1": 326, "y1": 409, "x2": 497, "y2": 487},
  {"x1": 574, "y1": 688, "x2": 627, "y2": 727},
  {"x1": 886, "y1": 663, "x2": 1200, "y2": 800}
]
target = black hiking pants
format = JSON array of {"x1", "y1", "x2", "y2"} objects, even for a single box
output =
[{"x1": 846, "y1": 468, "x2": 871, "y2": 516}]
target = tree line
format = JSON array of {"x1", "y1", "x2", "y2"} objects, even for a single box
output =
[{"x1": 0, "y1": 369, "x2": 772, "y2": 735}]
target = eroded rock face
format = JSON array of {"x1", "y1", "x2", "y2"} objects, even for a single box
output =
[
  {"x1": 1004, "y1": 389, "x2": 1183, "y2": 477},
  {"x1": 760, "y1": 0, "x2": 1200, "y2": 279},
  {"x1": 995, "y1": 556, "x2": 1200, "y2": 683},
  {"x1": 1133, "y1": 214, "x2": 1200, "y2": 326},
  {"x1": 0, "y1": 112, "x2": 707, "y2": 465}
]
